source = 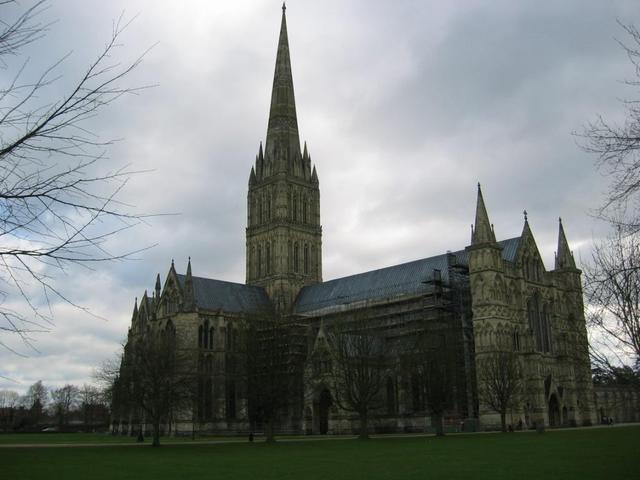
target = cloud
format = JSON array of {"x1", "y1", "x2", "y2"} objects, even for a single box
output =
[{"x1": 1, "y1": 0, "x2": 639, "y2": 393}]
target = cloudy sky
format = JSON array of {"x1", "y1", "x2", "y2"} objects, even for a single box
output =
[{"x1": 1, "y1": 0, "x2": 639, "y2": 394}]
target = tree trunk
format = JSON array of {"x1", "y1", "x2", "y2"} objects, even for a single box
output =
[
  {"x1": 433, "y1": 414, "x2": 445, "y2": 437},
  {"x1": 500, "y1": 412, "x2": 507, "y2": 433},
  {"x1": 265, "y1": 418, "x2": 276, "y2": 443},
  {"x1": 359, "y1": 411, "x2": 369, "y2": 440},
  {"x1": 152, "y1": 420, "x2": 161, "y2": 447}
]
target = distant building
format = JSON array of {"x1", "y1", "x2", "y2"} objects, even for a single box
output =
[{"x1": 117, "y1": 5, "x2": 601, "y2": 435}]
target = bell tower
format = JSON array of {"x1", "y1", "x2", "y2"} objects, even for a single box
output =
[{"x1": 246, "y1": 4, "x2": 322, "y2": 311}]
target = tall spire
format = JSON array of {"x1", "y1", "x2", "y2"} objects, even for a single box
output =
[
  {"x1": 472, "y1": 183, "x2": 496, "y2": 245},
  {"x1": 555, "y1": 217, "x2": 576, "y2": 269},
  {"x1": 265, "y1": 4, "x2": 301, "y2": 170}
]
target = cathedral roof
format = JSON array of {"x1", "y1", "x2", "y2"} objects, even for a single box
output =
[
  {"x1": 293, "y1": 236, "x2": 521, "y2": 315},
  {"x1": 176, "y1": 274, "x2": 270, "y2": 313}
]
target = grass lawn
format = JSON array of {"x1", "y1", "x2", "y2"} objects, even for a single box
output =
[{"x1": 1, "y1": 426, "x2": 638, "y2": 480}]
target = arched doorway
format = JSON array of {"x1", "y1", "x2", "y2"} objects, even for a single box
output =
[
  {"x1": 548, "y1": 394, "x2": 560, "y2": 427},
  {"x1": 319, "y1": 388, "x2": 332, "y2": 435}
]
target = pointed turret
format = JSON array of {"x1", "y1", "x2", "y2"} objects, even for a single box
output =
[
  {"x1": 555, "y1": 217, "x2": 577, "y2": 270},
  {"x1": 265, "y1": 3, "x2": 301, "y2": 173},
  {"x1": 132, "y1": 297, "x2": 138, "y2": 318},
  {"x1": 249, "y1": 166, "x2": 256, "y2": 186},
  {"x1": 521, "y1": 209, "x2": 532, "y2": 239},
  {"x1": 472, "y1": 183, "x2": 496, "y2": 245},
  {"x1": 311, "y1": 165, "x2": 318, "y2": 184},
  {"x1": 155, "y1": 274, "x2": 161, "y2": 299},
  {"x1": 184, "y1": 257, "x2": 195, "y2": 311}
]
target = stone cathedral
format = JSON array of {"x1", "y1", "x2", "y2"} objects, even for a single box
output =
[{"x1": 118, "y1": 6, "x2": 599, "y2": 435}]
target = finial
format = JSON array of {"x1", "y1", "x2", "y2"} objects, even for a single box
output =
[
  {"x1": 477, "y1": 182, "x2": 481, "y2": 190},
  {"x1": 188, "y1": 256, "x2": 191, "y2": 262},
  {"x1": 523, "y1": 209, "x2": 528, "y2": 222},
  {"x1": 282, "y1": 2, "x2": 286, "y2": 12},
  {"x1": 558, "y1": 216, "x2": 562, "y2": 225},
  {"x1": 171, "y1": 259, "x2": 175, "y2": 268}
]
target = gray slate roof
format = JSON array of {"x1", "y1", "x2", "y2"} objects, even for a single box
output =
[
  {"x1": 293, "y1": 237, "x2": 521, "y2": 315},
  {"x1": 176, "y1": 274, "x2": 270, "y2": 314}
]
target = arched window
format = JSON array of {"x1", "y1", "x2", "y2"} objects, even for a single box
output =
[
  {"x1": 293, "y1": 193, "x2": 298, "y2": 222},
  {"x1": 303, "y1": 195, "x2": 308, "y2": 223},
  {"x1": 542, "y1": 305, "x2": 552, "y2": 353},
  {"x1": 165, "y1": 320, "x2": 176, "y2": 344},
  {"x1": 203, "y1": 319, "x2": 209, "y2": 349},
  {"x1": 251, "y1": 198, "x2": 257, "y2": 225},
  {"x1": 304, "y1": 244, "x2": 309, "y2": 274},
  {"x1": 209, "y1": 327, "x2": 214, "y2": 349},
  {"x1": 527, "y1": 294, "x2": 544, "y2": 352},
  {"x1": 294, "y1": 242, "x2": 299, "y2": 272},
  {"x1": 266, "y1": 243, "x2": 271, "y2": 274},
  {"x1": 513, "y1": 330, "x2": 520, "y2": 351},
  {"x1": 257, "y1": 245, "x2": 262, "y2": 277}
]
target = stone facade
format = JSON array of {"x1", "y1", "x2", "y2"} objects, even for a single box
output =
[{"x1": 117, "y1": 6, "x2": 606, "y2": 436}]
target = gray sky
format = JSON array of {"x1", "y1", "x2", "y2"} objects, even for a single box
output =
[{"x1": 1, "y1": 0, "x2": 639, "y2": 393}]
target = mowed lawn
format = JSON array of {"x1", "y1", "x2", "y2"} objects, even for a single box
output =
[{"x1": 2, "y1": 426, "x2": 639, "y2": 480}]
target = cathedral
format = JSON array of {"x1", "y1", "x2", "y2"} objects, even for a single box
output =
[{"x1": 118, "y1": 6, "x2": 599, "y2": 435}]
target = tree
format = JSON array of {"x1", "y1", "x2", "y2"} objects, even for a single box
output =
[
  {"x1": 114, "y1": 326, "x2": 195, "y2": 447},
  {"x1": 580, "y1": 22, "x2": 640, "y2": 233},
  {"x1": 50, "y1": 384, "x2": 79, "y2": 429},
  {"x1": 0, "y1": 389, "x2": 19, "y2": 431},
  {"x1": 477, "y1": 351, "x2": 522, "y2": 432},
  {"x1": 245, "y1": 309, "x2": 305, "y2": 442},
  {"x1": 78, "y1": 384, "x2": 108, "y2": 429},
  {"x1": 24, "y1": 379, "x2": 47, "y2": 425},
  {"x1": 328, "y1": 313, "x2": 390, "y2": 440},
  {"x1": 0, "y1": 0, "x2": 151, "y2": 354},
  {"x1": 405, "y1": 333, "x2": 452, "y2": 437},
  {"x1": 583, "y1": 229, "x2": 640, "y2": 368}
]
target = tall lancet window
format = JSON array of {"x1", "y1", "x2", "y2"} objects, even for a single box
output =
[{"x1": 266, "y1": 243, "x2": 271, "y2": 274}]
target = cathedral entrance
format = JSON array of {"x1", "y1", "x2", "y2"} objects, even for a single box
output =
[
  {"x1": 548, "y1": 394, "x2": 561, "y2": 427},
  {"x1": 319, "y1": 389, "x2": 332, "y2": 435}
]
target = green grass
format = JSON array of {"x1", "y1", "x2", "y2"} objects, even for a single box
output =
[{"x1": 1, "y1": 427, "x2": 639, "y2": 480}]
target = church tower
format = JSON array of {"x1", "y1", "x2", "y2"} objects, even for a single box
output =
[{"x1": 246, "y1": 5, "x2": 322, "y2": 311}]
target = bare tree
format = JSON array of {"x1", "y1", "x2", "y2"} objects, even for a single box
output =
[
  {"x1": 584, "y1": 229, "x2": 640, "y2": 368},
  {"x1": 328, "y1": 313, "x2": 390, "y2": 440},
  {"x1": 477, "y1": 351, "x2": 522, "y2": 432},
  {"x1": 50, "y1": 383, "x2": 79, "y2": 428},
  {"x1": 0, "y1": 389, "x2": 19, "y2": 431},
  {"x1": 78, "y1": 383, "x2": 107, "y2": 428},
  {"x1": 0, "y1": 0, "x2": 152, "y2": 354},
  {"x1": 245, "y1": 309, "x2": 305, "y2": 442},
  {"x1": 579, "y1": 22, "x2": 640, "y2": 233},
  {"x1": 114, "y1": 326, "x2": 195, "y2": 447},
  {"x1": 405, "y1": 333, "x2": 452, "y2": 437},
  {"x1": 23, "y1": 379, "x2": 47, "y2": 424}
]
